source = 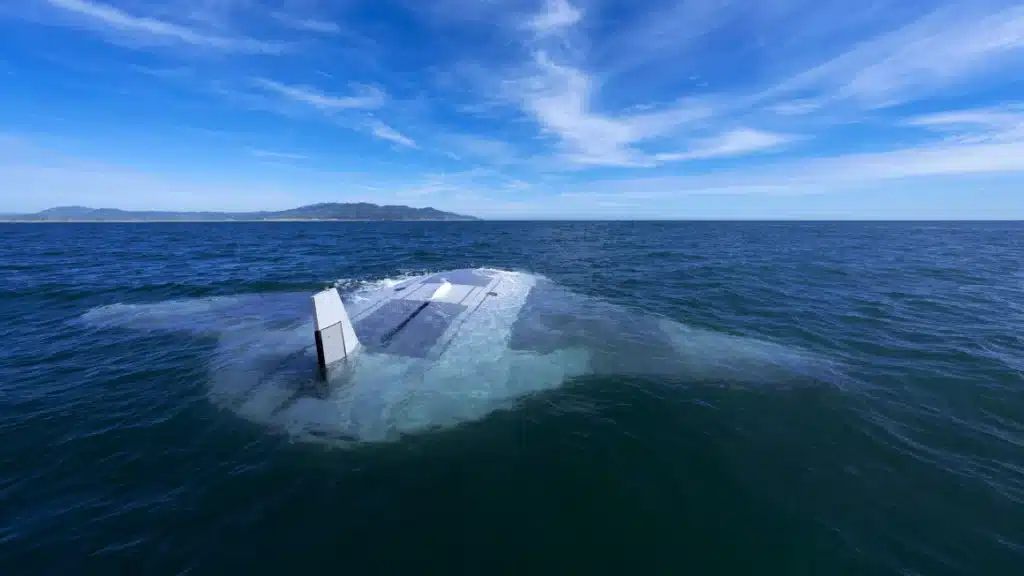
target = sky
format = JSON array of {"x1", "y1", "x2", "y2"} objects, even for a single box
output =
[{"x1": 1, "y1": 0, "x2": 1023, "y2": 219}]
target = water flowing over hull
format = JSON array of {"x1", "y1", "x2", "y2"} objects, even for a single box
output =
[{"x1": 80, "y1": 268, "x2": 835, "y2": 445}]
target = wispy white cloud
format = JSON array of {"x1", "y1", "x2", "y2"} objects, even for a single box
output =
[
  {"x1": 271, "y1": 12, "x2": 341, "y2": 35},
  {"x1": 527, "y1": 0, "x2": 581, "y2": 35},
  {"x1": 593, "y1": 0, "x2": 741, "y2": 79},
  {"x1": 653, "y1": 129, "x2": 793, "y2": 162},
  {"x1": 8, "y1": 0, "x2": 1024, "y2": 218},
  {"x1": 767, "y1": 99, "x2": 822, "y2": 116},
  {"x1": 512, "y1": 51, "x2": 712, "y2": 167},
  {"x1": 903, "y1": 104, "x2": 1024, "y2": 143},
  {"x1": 253, "y1": 78, "x2": 386, "y2": 110},
  {"x1": 485, "y1": 0, "x2": 1024, "y2": 173},
  {"x1": 248, "y1": 148, "x2": 307, "y2": 160},
  {"x1": 763, "y1": 4, "x2": 1024, "y2": 108},
  {"x1": 42, "y1": 0, "x2": 286, "y2": 53},
  {"x1": 478, "y1": 1, "x2": 792, "y2": 168},
  {"x1": 811, "y1": 140, "x2": 1024, "y2": 181},
  {"x1": 439, "y1": 133, "x2": 522, "y2": 165},
  {"x1": 389, "y1": 167, "x2": 527, "y2": 204},
  {"x1": 905, "y1": 108, "x2": 1022, "y2": 129},
  {"x1": 558, "y1": 136, "x2": 1024, "y2": 203},
  {"x1": 369, "y1": 121, "x2": 417, "y2": 148}
]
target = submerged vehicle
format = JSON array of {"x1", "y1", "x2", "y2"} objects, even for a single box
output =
[{"x1": 81, "y1": 267, "x2": 834, "y2": 444}]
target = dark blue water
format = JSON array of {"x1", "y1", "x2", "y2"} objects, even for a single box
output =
[{"x1": 1, "y1": 221, "x2": 1022, "y2": 575}]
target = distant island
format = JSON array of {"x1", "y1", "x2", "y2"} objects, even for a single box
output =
[{"x1": 0, "y1": 203, "x2": 479, "y2": 222}]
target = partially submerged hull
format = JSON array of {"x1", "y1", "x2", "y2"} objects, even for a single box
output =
[{"x1": 80, "y1": 267, "x2": 838, "y2": 444}]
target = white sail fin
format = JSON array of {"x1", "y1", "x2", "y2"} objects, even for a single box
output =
[{"x1": 312, "y1": 287, "x2": 360, "y2": 378}]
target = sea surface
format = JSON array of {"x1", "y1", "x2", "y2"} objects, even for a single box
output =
[{"x1": 1, "y1": 221, "x2": 1022, "y2": 575}]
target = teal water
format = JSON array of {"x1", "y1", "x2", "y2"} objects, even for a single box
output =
[{"x1": 1, "y1": 221, "x2": 1022, "y2": 575}]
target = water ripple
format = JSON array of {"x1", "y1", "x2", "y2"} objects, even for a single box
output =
[{"x1": 1, "y1": 221, "x2": 1023, "y2": 575}]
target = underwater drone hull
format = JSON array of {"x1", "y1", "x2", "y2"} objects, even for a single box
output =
[{"x1": 78, "y1": 268, "x2": 833, "y2": 444}]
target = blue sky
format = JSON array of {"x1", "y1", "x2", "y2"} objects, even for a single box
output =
[{"x1": 1, "y1": 0, "x2": 1023, "y2": 218}]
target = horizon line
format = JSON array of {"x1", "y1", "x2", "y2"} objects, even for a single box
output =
[{"x1": 2, "y1": 218, "x2": 1022, "y2": 223}]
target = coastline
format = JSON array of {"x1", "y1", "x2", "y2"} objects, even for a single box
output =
[
  {"x1": 1, "y1": 202, "x2": 479, "y2": 222},
  {"x1": 0, "y1": 218, "x2": 479, "y2": 223}
]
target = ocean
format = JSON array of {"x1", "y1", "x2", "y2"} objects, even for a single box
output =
[{"x1": 1, "y1": 221, "x2": 1021, "y2": 575}]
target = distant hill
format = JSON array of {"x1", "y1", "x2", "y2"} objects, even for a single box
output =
[{"x1": 3, "y1": 203, "x2": 479, "y2": 222}]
